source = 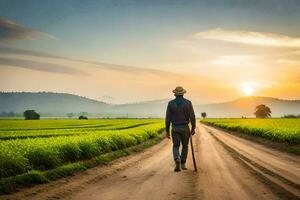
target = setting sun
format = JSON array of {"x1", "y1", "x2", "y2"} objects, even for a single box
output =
[{"x1": 242, "y1": 83, "x2": 254, "y2": 96}]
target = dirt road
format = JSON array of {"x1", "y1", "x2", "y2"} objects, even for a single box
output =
[{"x1": 3, "y1": 123, "x2": 300, "y2": 200}]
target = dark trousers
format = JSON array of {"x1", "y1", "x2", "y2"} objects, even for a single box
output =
[{"x1": 171, "y1": 126, "x2": 190, "y2": 163}]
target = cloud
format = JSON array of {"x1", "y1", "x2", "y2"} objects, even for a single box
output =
[
  {"x1": 0, "y1": 18, "x2": 56, "y2": 42},
  {"x1": 276, "y1": 59, "x2": 300, "y2": 66},
  {"x1": 195, "y1": 28, "x2": 300, "y2": 48},
  {"x1": 0, "y1": 46, "x2": 180, "y2": 77},
  {"x1": 89, "y1": 61, "x2": 180, "y2": 77},
  {"x1": 0, "y1": 45, "x2": 64, "y2": 59},
  {"x1": 0, "y1": 57, "x2": 87, "y2": 75},
  {"x1": 211, "y1": 55, "x2": 256, "y2": 67}
]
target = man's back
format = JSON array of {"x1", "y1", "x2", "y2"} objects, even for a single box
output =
[{"x1": 165, "y1": 96, "x2": 196, "y2": 133}]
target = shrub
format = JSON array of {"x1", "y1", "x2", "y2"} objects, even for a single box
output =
[
  {"x1": 78, "y1": 141, "x2": 100, "y2": 159},
  {"x1": 59, "y1": 143, "x2": 82, "y2": 162},
  {"x1": 23, "y1": 110, "x2": 40, "y2": 120},
  {"x1": 78, "y1": 115, "x2": 88, "y2": 120},
  {"x1": 25, "y1": 148, "x2": 61, "y2": 170},
  {"x1": 0, "y1": 152, "x2": 29, "y2": 178}
]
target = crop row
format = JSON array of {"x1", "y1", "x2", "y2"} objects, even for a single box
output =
[
  {"x1": 0, "y1": 119, "x2": 104, "y2": 130},
  {"x1": 0, "y1": 119, "x2": 160, "y2": 131},
  {"x1": 0, "y1": 120, "x2": 156, "y2": 140},
  {"x1": 201, "y1": 118, "x2": 300, "y2": 144},
  {"x1": 0, "y1": 122, "x2": 164, "y2": 178}
]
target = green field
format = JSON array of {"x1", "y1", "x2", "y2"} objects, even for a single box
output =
[
  {"x1": 201, "y1": 118, "x2": 300, "y2": 144},
  {"x1": 0, "y1": 119, "x2": 164, "y2": 180}
]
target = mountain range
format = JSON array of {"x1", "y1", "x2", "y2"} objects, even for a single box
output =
[{"x1": 0, "y1": 92, "x2": 299, "y2": 118}]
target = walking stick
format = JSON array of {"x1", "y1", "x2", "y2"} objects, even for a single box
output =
[{"x1": 190, "y1": 131, "x2": 197, "y2": 172}]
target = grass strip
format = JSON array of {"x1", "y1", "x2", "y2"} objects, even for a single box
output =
[
  {"x1": 201, "y1": 119, "x2": 300, "y2": 144},
  {"x1": 202, "y1": 122, "x2": 300, "y2": 155},
  {"x1": 0, "y1": 133, "x2": 165, "y2": 194},
  {"x1": 0, "y1": 123, "x2": 152, "y2": 140},
  {"x1": 0, "y1": 123, "x2": 164, "y2": 178}
]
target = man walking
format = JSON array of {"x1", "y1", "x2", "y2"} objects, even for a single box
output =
[{"x1": 166, "y1": 86, "x2": 196, "y2": 172}]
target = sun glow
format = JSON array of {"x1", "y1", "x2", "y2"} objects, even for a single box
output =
[{"x1": 242, "y1": 83, "x2": 255, "y2": 96}]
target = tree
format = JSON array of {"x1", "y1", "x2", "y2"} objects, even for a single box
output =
[
  {"x1": 79, "y1": 115, "x2": 88, "y2": 120},
  {"x1": 254, "y1": 104, "x2": 271, "y2": 118},
  {"x1": 201, "y1": 112, "x2": 207, "y2": 118},
  {"x1": 282, "y1": 114, "x2": 300, "y2": 118},
  {"x1": 23, "y1": 110, "x2": 40, "y2": 120},
  {"x1": 67, "y1": 113, "x2": 74, "y2": 119}
]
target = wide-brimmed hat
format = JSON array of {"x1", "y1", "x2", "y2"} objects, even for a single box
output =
[{"x1": 172, "y1": 86, "x2": 186, "y2": 95}]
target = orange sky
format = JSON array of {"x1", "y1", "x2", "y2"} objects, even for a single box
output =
[
  {"x1": 0, "y1": 1, "x2": 300, "y2": 103},
  {"x1": 1, "y1": 37, "x2": 299, "y2": 104}
]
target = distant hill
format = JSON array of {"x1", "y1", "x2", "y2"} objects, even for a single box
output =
[
  {"x1": 112, "y1": 99, "x2": 170, "y2": 118},
  {"x1": 195, "y1": 96, "x2": 300, "y2": 118},
  {"x1": 0, "y1": 92, "x2": 110, "y2": 115},
  {"x1": 113, "y1": 96, "x2": 300, "y2": 118},
  {"x1": 0, "y1": 92, "x2": 299, "y2": 118}
]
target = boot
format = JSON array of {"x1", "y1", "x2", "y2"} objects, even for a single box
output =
[
  {"x1": 181, "y1": 162, "x2": 187, "y2": 170},
  {"x1": 174, "y1": 159, "x2": 181, "y2": 172}
]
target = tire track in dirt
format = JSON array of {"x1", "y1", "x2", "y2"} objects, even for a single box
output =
[{"x1": 203, "y1": 124, "x2": 300, "y2": 199}]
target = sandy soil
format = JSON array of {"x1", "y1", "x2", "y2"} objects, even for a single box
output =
[{"x1": 2, "y1": 123, "x2": 299, "y2": 200}]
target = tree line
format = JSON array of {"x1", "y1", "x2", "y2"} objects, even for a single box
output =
[
  {"x1": 1, "y1": 104, "x2": 299, "y2": 119},
  {"x1": 22, "y1": 110, "x2": 89, "y2": 120},
  {"x1": 200, "y1": 104, "x2": 300, "y2": 119}
]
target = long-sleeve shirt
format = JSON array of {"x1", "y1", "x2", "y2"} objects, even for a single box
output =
[{"x1": 165, "y1": 96, "x2": 196, "y2": 132}]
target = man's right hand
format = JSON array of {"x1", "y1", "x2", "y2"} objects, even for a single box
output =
[{"x1": 166, "y1": 131, "x2": 171, "y2": 139}]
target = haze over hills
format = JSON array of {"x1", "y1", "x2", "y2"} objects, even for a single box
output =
[
  {"x1": 0, "y1": 92, "x2": 299, "y2": 118},
  {"x1": 195, "y1": 97, "x2": 300, "y2": 118},
  {"x1": 0, "y1": 92, "x2": 110, "y2": 116}
]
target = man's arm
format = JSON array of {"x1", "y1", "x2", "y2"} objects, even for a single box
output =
[
  {"x1": 189, "y1": 102, "x2": 196, "y2": 134},
  {"x1": 165, "y1": 102, "x2": 171, "y2": 138}
]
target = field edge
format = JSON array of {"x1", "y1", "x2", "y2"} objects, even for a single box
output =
[
  {"x1": 201, "y1": 121, "x2": 300, "y2": 155},
  {"x1": 0, "y1": 131, "x2": 165, "y2": 194},
  {"x1": 206, "y1": 127, "x2": 300, "y2": 199}
]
